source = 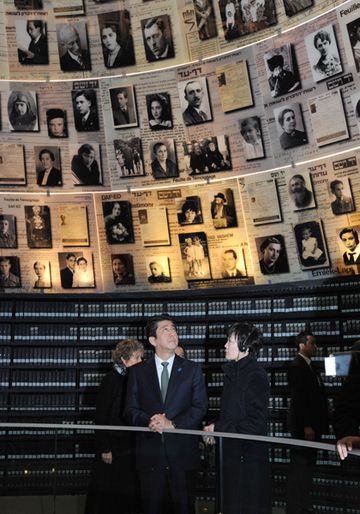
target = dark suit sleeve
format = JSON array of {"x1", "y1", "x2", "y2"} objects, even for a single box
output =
[
  {"x1": 288, "y1": 363, "x2": 313, "y2": 430},
  {"x1": 125, "y1": 366, "x2": 151, "y2": 427},
  {"x1": 95, "y1": 373, "x2": 119, "y2": 453},
  {"x1": 172, "y1": 363, "x2": 207, "y2": 429}
]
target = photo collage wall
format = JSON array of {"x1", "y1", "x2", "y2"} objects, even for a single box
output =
[{"x1": 1, "y1": 0, "x2": 360, "y2": 293}]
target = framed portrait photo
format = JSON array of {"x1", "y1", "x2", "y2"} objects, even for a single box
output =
[
  {"x1": 219, "y1": 0, "x2": 276, "y2": 41},
  {"x1": 46, "y1": 108, "x2": 68, "y2": 138},
  {"x1": 0, "y1": 256, "x2": 21, "y2": 288},
  {"x1": 98, "y1": 10, "x2": 136, "y2": 69},
  {"x1": 32, "y1": 260, "x2": 52, "y2": 289},
  {"x1": 264, "y1": 44, "x2": 301, "y2": 98},
  {"x1": 176, "y1": 196, "x2": 203, "y2": 226},
  {"x1": 149, "y1": 139, "x2": 179, "y2": 180},
  {"x1": 293, "y1": 220, "x2": 329, "y2": 270},
  {"x1": 274, "y1": 103, "x2": 308, "y2": 151},
  {"x1": 141, "y1": 15, "x2": 175, "y2": 63},
  {"x1": 72, "y1": 89, "x2": 100, "y2": 132},
  {"x1": 70, "y1": 143, "x2": 103, "y2": 186},
  {"x1": 216, "y1": 246, "x2": 247, "y2": 279},
  {"x1": 255, "y1": 234, "x2": 290, "y2": 275},
  {"x1": 34, "y1": 146, "x2": 62, "y2": 187},
  {"x1": 111, "y1": 253, "x2": 135, "y2": 286},
  {"x1": 24, "y1": 205, "x2": 52, "y2": 249},
  {"x1": 58, "y1": 251, "x2": 95, "y2": 289},
  {"x1": 114, "y1": 138, "x2": 145, "y2": 178},
  {"x1": 8, "y1": 91, "x2": 39, "y2": 132},
  {"x1": 146, "y1": 92, "x2": 173, "y2": 130},
  {"x1": 329, "y1": 177, "x2": 355, "y2": 216},
  {"x1": 178, "y1": 232, "x2": 211, "y2": 281},
  {"x1": 178, "y1": 77, "x2": 212, "y2": 126},
  {"x1": 0, "y1": 215, "x2": 17, "y2": 249},
  {"x1": 209, "y1": 188, "x2": 237, "y2": 229},
  {"x1": 193, "y1": 0, "x2": 217, "y2": 40},
  {"x1": 184, "y1": 135, "x2": 231, "y2": 175},
  {"x1": 109, "y1": 85, "x2": 138, "y2": 129},
  {"x1": 286, "y1": 170, "x2": 316, "y2": 211},
  {"x1": 56, "y1": 22, "x2": 91, "y2": 72},
  {"x1": 337, "y1": 226, "x2": 360, "y2": 267},
  {"x1": 305, "y1": 24, "x2": 342, "y2": 83},
  {"x1": 16, "y1": 19, "x2": 49, "y2": 65},
  {"x1": 346, "y1": 18, "x2": 360, "y2": 73},
  {"x1": 102, "y1": 200, "x2": 134, "y2": 245},
  {"x1": 239, "y1": 116, "x2": 265, "y2": 160},
  {"x1": 145, "y1": 256, "x2": 171, "y2": 283}
]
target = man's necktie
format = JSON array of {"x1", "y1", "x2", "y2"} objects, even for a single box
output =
[
  {"x1": 199, "y1": 110, "x2": 207, "y2": 121},
  {"x1": 161, "y1": 362, "x2": 169, "y2": 402},
  {"x1": 348, "y1": 252, "x2": 356, "y2": 264}
]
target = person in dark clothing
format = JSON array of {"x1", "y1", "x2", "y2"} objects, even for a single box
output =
[
  {"x1": 18, "y1": 20, "x2": 48, "y2": 65},
  {"x1": 71, "y1": 144, "x2": 101, "y2": 186},
  {"x1": 204, "y1": 322, "x2": 271, "y2": 514},
  {"x1": 286, "y1": 332, "x2": 329, "y2": 514},
  {"x1": 267, "y1": 54, "x2": 299, "y2": 97},
  {"x1": 278, "y1": 108, "x2": 307, "y2": 150},
  {"x1": 334, "y1": 341, "x2": 360, "y2": 460},
  {"x1": 100, "y1": 20, "x2": 135, "y2": 69},
  {"x1": 85, "y1": 338, "x2": 144, "y2": 514}
]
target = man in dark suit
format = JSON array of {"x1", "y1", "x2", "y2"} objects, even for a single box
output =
[
  {"x1": 286, "y1": 331, "x2": 328, "y2": 514},
  {"x1": 58, "y1": 23, "x2": 91, "y2": 72},
  {"x1": 221, "y1": 249, "x2": 243, "y2": 278},
  {"x1": 182, "y1": 80, "x2": 208, "y2": 126},
  {"x1": 112, "y1": 89, "x2": 136, "y2": 127},
  {"x1": 73, "y1": 90, "x2": 99, "y2": 132},
  {"x1": 125, "y1": 315, "x2": 207, "y2": 514},
  {"x1": 60, "y1": 253, "x2": 76, "y2": 289},
  {"x1": 143, "y1": 16, "x2": 175, "y2": 63}
]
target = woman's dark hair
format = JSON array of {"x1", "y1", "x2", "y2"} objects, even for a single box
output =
[
  {"x1": 78, "y1": 144, "x2": 95, "y2": 156},
  {"x1": 39, "y1": 149, "x2": 55, "y2": 162},
  {"x1": 147, "y1": 94, "x2": 171, "y2": 121},
  {"x1": 227, "y1": 322, "x2": 263, "y2": 355},
  {"x1": 101, "y1": 23, "x2": 120, "y2": 44}
]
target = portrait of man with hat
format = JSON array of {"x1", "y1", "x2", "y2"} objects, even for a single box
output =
[
  {"x1": 266, "y1": 46, "x2": 300, "y2": 98},
  {"x1": 210, "y1": 190, "x2": 237, "y2": 229}
]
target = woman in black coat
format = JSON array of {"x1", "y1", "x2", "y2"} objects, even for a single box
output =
[
  {"x1": 204, "y1": 322, "x2": 271, "y2": 514},
  {"x1": 85, "y1": 338, "x2": 144, "y2": 514}
]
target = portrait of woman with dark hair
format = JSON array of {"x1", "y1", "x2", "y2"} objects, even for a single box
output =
[
  {"x1": 8, "y1": 91, "x2": 38, "y2": 132},
  {"x1": 111, "y1": 254, "x2": 135, "y2": 285},
  {"x1": 36, "y1": 148, "x2": 62, "y2": 187},
  {"x1": 98, "y1": 10, "x2": 136, "y2": 69},
  {"x1": 146, "y1": 93, "x2": 172, "y2": 130},
  {"x1": 257, "y1": 235, "x2": 289, "y2": 275},
  {"x1": 17, "y1": 19, "x2": 48, "y2": 65},
  {"x1": 71, "y1": 144, "x2": 102, "y2": 186}
]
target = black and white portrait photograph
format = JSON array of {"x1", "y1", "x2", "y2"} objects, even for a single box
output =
[
  {"x1": 176, "y1": 196, "x2": 203, "y2": 226},
  {"x1": 305, "y1": 24, "x2": 342, "y2": 82},
  {"x1": 149, "y1": 139, "x2": 179, "y2": 180},
  {"x1": 109, "y1": 85, "x2": 138, "y2": 129},
  {"x1": 56, "y1": 22, "x2": 91, "y2": 72},
  {"x1": 111, "y1": 254, "x2": 135, "y2": 286},
  {"x1": 114, "y1": 138, "x2": 145, "y2": 178},
  {"x1": 16, "y1": 19, "x2": 49, "y2": 65},
  {"x1": 178, "y1": 77, "x2": 212, "y2": 126},
  {"x1": 346, "y1": 18, "x2": 360, "y2": 73},
  {"x1": 255, "y1": 234, "x2": 290, "y2": 275},
  {"x1": 24, "y1": 205, "x2": 52, "y2": 249},
  {"x1": 239, "y1": 116, "x2": 265, "y2": 160},
  {"x1": 72, "y1": 89, "x2": 99, "y2": 132},
  {"x1": 102, "y1": 200, "x2": 134, "y2": 245},
  {"x1": 70, "y1": 143, "x2": 102, "y2": 186},
  {"x1": 146, "y1": 92, "x2": 173, "y2": 130},
  {"x1": 0, "y1": 215, "x2": 17, "y2": 249},
  {"x1": 293, "y1": 220, "x2": 329, "y2": 270},
  {"x1": 146, "y1": 256, "x2": 171, "y2": 283},
  {"x1": 210, "y1": 189, "x2": 237, "y2": 229},
  {"x1": 46, "y1": 109, "x2": 68, "y2": 138},
  {"x1": 218, "y1": 0, "x2": 277, "y2": 41},
  {"x1": 264, "y1": 44, "x2": 301, "y2": 98},
  {"x1": 32, "y1": 261, "x2": 52, "y2": 289},
  {"x1": 178, "y1": 232, "x2": 211, "y2": 280},
  {"x1": 141, "y1": 15, "x2": 175, "y2": 62},
  {"x1": 15, "y1": 0, "x2": 43, "y2": 9},
  {"x1": 329, "y1": 178, "x2": 355, "y2": 216},
  {"x1": 8, "y1": 91, "x2": 38, "y2": 132},
  {"x1": 34, "y1": 147, "x2": 62, "y2": 187},
  {"x1": 0, "y1": 256, "x2": 21, "y2": 288},
  {"x1": 193, "y1": 0, "x2": 217, "y2": 40},
  {"x1": 274, "y1": 103, "x2": 308, "y2": 150},
  {"x1": 58, "y1": 251, "x2": 95, "y2": 289},
  {"x1": 217, "y1": 246, "x2": 246, "y2": 279},
  {"x1": 184, "y1": 136, "x2": 231, "y2": 175},
  {"x1": 98, "y1": 9, "x2": 136, "y2": 69},
  {"x1": 283, "y1": 0, "x2": 313, "y2": 17},
  {"x1": 337, "y1": 226, "x2": 360, "y2": 266},
  {"x1": 287, "y1": 171, "x2": 316, "y2": 211}
]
